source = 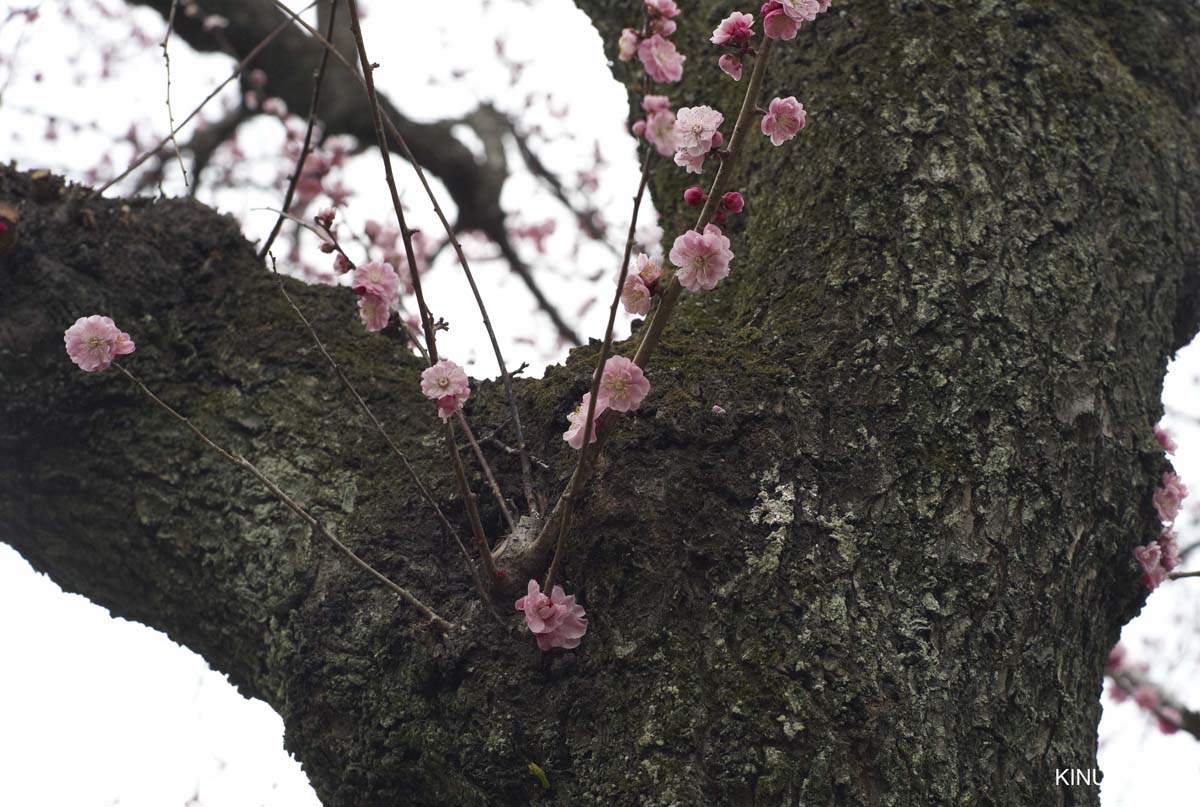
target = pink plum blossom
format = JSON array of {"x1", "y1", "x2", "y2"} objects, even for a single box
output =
[
  {"x1": 598, "y1": 355, "x2": 651, "y2": 412},
  {"x1": 642, "y1": 94, "x2": 672, "y2": 113},
  {"x1": 632, "y1": 253, "x2": 663, "y2": 284},
  {"x1": 761, "y1": 2, "x2": 800, "y2": 40},
  {"x1": 721, "y1": 191, "x2": 745, "y2": 212},
  {"x1": 638, "y1": 34, "x2": 685, "y2": 84},
  {"x1": 645, "y1": 0, "x2": 679, "y2": 18},
  {"x1": 1159, "y1": 707, "x2": 1182, "y2": 735},
  {"x1": 564, "y1": 393, "x2": 606, "y2": 449},
  {"x1": 1153, "y1": 472, "x2": 1188, "y2": 524},
  {"x1": 351, "y1": 260, "x2": 400, "y2": 300},
  {"x1": 515, "y1": 579, "x2": 588, "y2": 651},
  {"x1": 1160, "y1": 528, "x2": 1181, "y2": 571},
  {"x1": 64, "y1": 315, "x2": 135, "y2": 372},
  {"x1": 780, "y1": 0, "x2": 821, "y2": 21},
  {"x1": 670, "y1": 224, "x2": 734, "y2": 292},
  {"x1": 719, "y1": 54, "x2": 744, "y2": 81},
  {"x1": 1132, "y1": 685, "x2": 1160, "y2": 711},
  {"x1": 1135, "y1": 542, "x2": 1168, "y2": 590},
  {"x1": 357, "y1": 292, "x2": 391, "y2": 332},
  {"x1": 761, "y1": 96, "x2": 806, "y2": 146},
  {"x1": 1106, "y1": 643, "x2": 1126, "y2": 675},
  {"x1": 674, "y1": 106, "x2": 724, "y2": 157},
  {"x1": 712, "y1": 12, "x2": 754, "y2": 46},
  {"x1": 1155, "y1": 423, "x2": 1177, "y2": 453},
  {"x1": 645, "y1": 109, "x2": 678, "y2": 156},
  {"x1": 652, "y1": 18, "x2": 677, "y2": 37},
  {"x1": 421, "y1": 359, "x2": 470, "y2": 420},
  {"x1": 622, "y1": 275, "x2": 652, "y2": 316},
  {"x1": 673, "y1": 149, "x2": 707, "y2": 174},
  {"x1": 618, "y1": 28, "x2": 639, "y2": 61},
  {"x1": 712, "y1": 404, "x2": 727, "y2": 415}
]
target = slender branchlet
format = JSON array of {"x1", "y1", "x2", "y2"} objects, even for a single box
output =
[
  {"x1": 113, "y1": 363, "x2": 455, "y2": 634},
  {"x1": 100, "y1": 0, "x2": 320, "y2": 193},
  {"x1": 258, "y1": 0, "x2": 339, "y2": 260}
]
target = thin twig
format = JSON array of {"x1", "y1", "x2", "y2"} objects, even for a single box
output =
[
  {"x1": 270, "y1": 263, "x2": 472, "y2": 568},
  {"x1": 269, "y1": 1, "x2": 553, "y2": 504},
  {"x1": 160, "y1": 0, "x2": 189, "y2": 188},
  {"x1": 258, "y1": 0, "x2": 338, "y2": 260},
  {"x1": 536, "y1": 41, "x2": 776, "y2": 575},
  {"x1": 113, "y1": 362, "x2": 454, "y2": 633},
  {"x1": 1169, "y1": 570, "x2": 1200, "y2": 580},
  {"x1": 455, "y1": 411, "x2": 516, "y2": 532},
  {"x1": 343, "y1": 0, "x2": 497, "y2": 581},
  {"x1": 99, "y1": 1, "x2": 319, "y2": 194},
  {"x1": 543, "y1": 147, "x2": 653, "y2": 592}
]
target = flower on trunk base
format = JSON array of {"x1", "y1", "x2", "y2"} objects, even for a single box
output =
[{"x1": 516, "y1": 580, "x2": 588, "y2": 651}]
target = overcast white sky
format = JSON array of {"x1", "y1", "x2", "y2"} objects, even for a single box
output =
[{"x1": 1, "y1": 2, "x2": 1198, "y2": 805}]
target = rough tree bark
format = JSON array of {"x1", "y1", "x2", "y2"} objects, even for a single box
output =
[{"x1": 2, "y1": 1, "x2": 1199, "y2": 805}]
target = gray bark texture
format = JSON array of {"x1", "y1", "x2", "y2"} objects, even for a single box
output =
[{"x1": 3, "y1": 0, "x2": 1200, "y2": 804}]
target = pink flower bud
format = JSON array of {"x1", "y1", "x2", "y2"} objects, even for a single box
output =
[
  {"x1": 721, "y1": 191, "x2": 745, "y2": 212},
  {"x1": 632, "y1": 119, "x2": 647, "y2": 137},
  {"x1": 683, "y1": 186, "x2": 707, "y2": 206},
  {"x1": 711, "y1": 130, "x2": 725, "y2": 149}
]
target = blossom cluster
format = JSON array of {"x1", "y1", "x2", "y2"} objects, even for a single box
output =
[
  {"x1": 563, "y1": 356, "x2": 651, "y2": 449},
  {"x1": 515, "y1": 579, "x2": 588, "y2": 651},
  {"x1": 63, "y1": 315, "x2": 136, "y2": 372},
  {"x1": 420, "y1": 359, "x2": 471, "y2": 421},
  {"x1": 1135, "y1": 423, "x2": 1188, "y2": 590},
  {"x1": 1105, "y1": 644, "x2": 1183, "y2": 735},
  {"x1": 618, "y1": 0, "x2": 685, "y2": 84}
]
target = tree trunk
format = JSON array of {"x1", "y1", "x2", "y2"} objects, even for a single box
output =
[{"x1": 3, "y1": 1, "x2": 1199, "y2": 804}]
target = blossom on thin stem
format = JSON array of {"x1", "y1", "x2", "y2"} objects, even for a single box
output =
[
  {"x1": 421, "y1": 359, "x2": 471, "y2": 421},
  {"x1": 564, "y1": 393, "x2": 606, "y2": 449},
  {"x1": 632, "y1": 253, "x2": 663, "y2": 284},
  {"x1": 638, "y1": 34, "x2": 685, "y2": 84},
  {"x1": 719, "y1": 54, "x2": 744, "y2": 81},
  {"x1": 1155, "y1": 422, "x2": 1177, "y2": 453},
  {"x1": 670, "y1": 224, "x2": 734, "y2": 292},
  {"x1": 622, "y1": 275, "x2": 652, "y2": 316},
  {"x1": 597, "y1": 356, "x2": 651, "y2": 412},
  {"x1": 712, "y1": 12, "x2": 755, "y2": 46},
  {"x1": 1153, "y1": 472, "x2": 1188, "y2": 524},
  {"x1": 618, "y1": 28, "x2": 639, "y2": 61},
  {"x1": 762, "y1": 2, "x2": 800, "y2": 40},
  {"x1": 64, "y1": 315, "x2": 135, "y2": 372},
  {"x1": 351, "y1": 260, "x2": 400, "y2": 300},
  {"x1": 673, "y1": 106, "x2": 724, "y2": 157},
  {"x1": 358, "y1": 293, "x2": 391, "y2": 332},
  {"x1": 761, "y1": 96, "x2": 806, "y2": 146},
  {"x1": 515, "y1": 579, "x2": 588, "y2": 650}
]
